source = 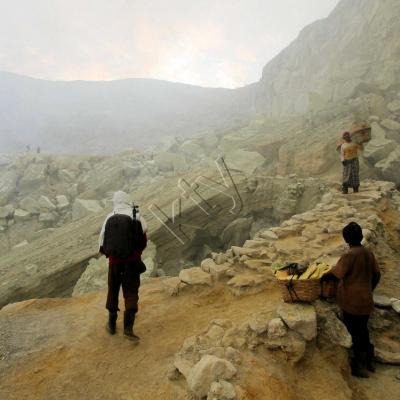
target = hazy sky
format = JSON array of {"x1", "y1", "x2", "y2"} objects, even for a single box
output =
[{"x1": 0, "y1": 0, "x2": 340, "y2": 88}]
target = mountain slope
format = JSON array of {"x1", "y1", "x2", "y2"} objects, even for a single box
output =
[{"x1": 254, "y1": 0, "x2": 400, "y2": 116}]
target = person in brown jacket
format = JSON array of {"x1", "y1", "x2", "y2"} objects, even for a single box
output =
[{"x1": 323, "y1": 222, "x2": 380, "y2": 378}]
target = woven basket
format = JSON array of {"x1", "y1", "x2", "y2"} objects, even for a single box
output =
[
  {"x1": 320, "y1": 280, "x2": 337, "y2": 299},
  {"x1": 278, "y1": 278, "x2": 321, "y2": 303}
]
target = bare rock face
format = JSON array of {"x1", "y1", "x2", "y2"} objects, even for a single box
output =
[
  {"x1": 255, "y1": 0, "x2": 400, "y2": 117},
  {"x1": 187, "y1": 355, "x2": 237, "y2": 399},
  {"x1": 277, "y1": 303, "x2": 317, "y2": 341}
]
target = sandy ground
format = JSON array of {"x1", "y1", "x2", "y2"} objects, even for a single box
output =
[{"x1": 1, "y1": 279, "x2": 399, "y2": 400}]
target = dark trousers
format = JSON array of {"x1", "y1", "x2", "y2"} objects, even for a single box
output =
[
  {"x1": 342, "y1": 312, "x2": 372, "y2": 360},
  {"x1": 106, "y1": 262, "x2": 141, "y2": 314}
]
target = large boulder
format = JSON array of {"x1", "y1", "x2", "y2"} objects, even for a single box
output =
[
  {"x1": 375, "y1": 146, "x2": 400, "y2": 185},
  {"x1": 72, "y1": 257, "x2": 108, "y2": 296},
  {"x1": 224, "y1": 150, "x2": 265, "y2": 175},
  {"x1": 363, "y1": 123, "x2": 395, "y2": 164},
  {"x1": 56, "y1": 195, "x2": 70, "y2": 211},
  {"x1": 187, "y1": 355, "x2": 237, "y2": 399},
  {"x1": 72, "y1": 199, "x2": 103, "y2": 221},
  {"x1": 19, "y1": 197, "x2": 40, "y2": 215},
  {"x1": 277, "y1": 303, "x2": 317, "y2": 341}
]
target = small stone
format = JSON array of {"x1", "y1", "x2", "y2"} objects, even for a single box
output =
[
  {"x1": 392, "y1": 299, "x2": 400, "y2": 314},
  {"x1": 277, "y1": 303, "x2": 317, "y2": 341},
  {"x1": 179, "y1": 267, "x2": 212, "y2": 286},
  {"x1": 38, "y1": 195, "x2": 56, "y2": 211},
  {"x1": 206, "y1": 325, "x2": 225, "y2": 344},
  {"x1": 167, "y1": 365, "x2": 181, "y2": 381},
  {"x1": 201, "y1": 258, "x2": 216, "y2": 273},
  {"x1": 259, "y1": 230, "x2": 278, "y2": 240},
  {"x1": 373, "y1": 294, "x2": 393, "y2": 308},
  {"x1": 267, "y1": 318, "x2": 287, "y2": 339},
  {"x1": 207, "y1": 380, "x2": 236, "y2": 400},
  {"x1": 187, "y1": 355, "x2": 237, "y2": 399},
  {"x1": 13, "y1": 208, "x2": 31, "y2": 222}
]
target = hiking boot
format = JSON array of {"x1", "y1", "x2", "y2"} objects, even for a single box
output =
[
  {"x1": 123, "y1": 310, "x2": 140, "y2": 342},
  {"x1": 353, "y1": 186, "x2": 359, "y2": 193},
  {"x1": 106, "y1": 312, "x2": 117, "y2": 335},
  {"x1": 342, "y1": 185, "x2": 348, "y2": 194}
]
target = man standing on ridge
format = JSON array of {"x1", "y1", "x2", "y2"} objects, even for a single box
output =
[{"x1": 99, "y1": 191, "x2": 148, "y2": 342}]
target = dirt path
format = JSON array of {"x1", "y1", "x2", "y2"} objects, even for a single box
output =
[
  {"x1": 0, "y1": 280, "x2": 281, "y2": 400},
  {"x1": 1, "y1": 279, "x2": 399, "y2": 400}
]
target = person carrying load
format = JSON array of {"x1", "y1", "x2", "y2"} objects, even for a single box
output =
[{"x1": 99, "y1": 190, "x2": 148, "y2": 342}]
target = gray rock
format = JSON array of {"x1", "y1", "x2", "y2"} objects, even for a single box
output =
[
  {"x1": 72, "y1": 199, "x2": 103, "y2": 221},
  {"x1": 187, "y1": 355, "x2": 237, "y2": 399},
  {"x1": 265, "y1": 330, "x2": 306, "y2": 364},
  {"x1": 0, "y1": 171, "x2": 18, "y2": 206},
  {"x1": 0, "y1": 204, "x2": 14, "y2": 219},
  {"x1": 56, "y1": 195, "x2": 70, "y2": 211},
  {"x1": 221, "y1": 217, "x2": 253, "y2": 248},
  {"x1": 387, "y1": 100, "x2": 400, "y2": 113},
  {"x1": 373, "y1": 294, "x2": 393, "y2": 308},
  {"x1": 392, "y1": 299, "x2": 400, "y2": 314},
  {"x1": 375, "y1": 348, "x2": 400, "y2": 365},
  {"x1": 38, "y1": 196, "x2": 56, "y2": 211},
  {"x1": 179, "y1": 267, "x2": 212, "y2": 286},
  {"x1": 58, "y1": 169, "x2": 76, "y2": 182},
  {"x1": 267, "y1": 318, "x2": 287, "y2": 340},
  {"x1": 72, "y1": 257, "x2": 108, "y2": 296},
  {"x1": 381, "y1": 118, "x2": 400, "y2": 131},
  {"x1": 363, "y1": 123, "x2": 395, "y2": 164},
  {"x1": 320, "y1": 311, "x2": 352, "y2": 348},
  {"x1": 201, "y1": 258, "x2": 216, "y2": 273},
  {"x1": 375, "y1": 146, "x2": 400, "y2": 186},
  {"x1": 19, "y1": 197, "x2": 40, "y2": 215},
  {"x1": 13, "y1": 208, "x2": 32, "y2": 222},
  {"x1": 19, "y1": 164, "x2": 47, "y2": 191},
  {"x1": 224, "y1": 149, "x2": 265, "y2": 175},
  {"x1": 259, "y1": 230, "x2": 278, "y2": 240},
  {"x1": 39, "y1": 212, "x2": 57, "y2": 224},
  {"x1": 207, "y1": 380, "x2": 236, "y2": 400},
  {"x1": 154, "y1": 151, "x2": 187, "y2": 173},
  {"x1": 277, "y1": 303, "x2": 317, "y2": 341}
]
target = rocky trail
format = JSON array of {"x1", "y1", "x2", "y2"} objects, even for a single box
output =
[{"x1": 1, "y1": 180, "x2": 400, "y2": 399}]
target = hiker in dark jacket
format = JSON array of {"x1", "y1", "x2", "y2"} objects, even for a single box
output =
[
  {"x1": 323, "y1": 222, "x2": 380, "y2": 378},
  {"x1": 99, "y1": 191, "x2": 147, "y2": 342}
]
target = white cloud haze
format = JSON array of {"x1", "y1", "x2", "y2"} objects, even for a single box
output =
[{"x1": 0, "y1": 0, "x2": 339, "y2": 88}]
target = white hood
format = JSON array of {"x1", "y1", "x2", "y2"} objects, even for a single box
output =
[{"x1": 113, "y1": 190, "x2": 131, "y2": 209}]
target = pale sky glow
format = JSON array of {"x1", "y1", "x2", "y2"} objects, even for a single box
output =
[{"x1": 0, "y1": 0, "x2": 340, "y2": 88}]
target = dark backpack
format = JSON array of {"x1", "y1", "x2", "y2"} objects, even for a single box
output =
[{"x1": 102, "y1": 214, "x2": 144, "y2": 258}]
